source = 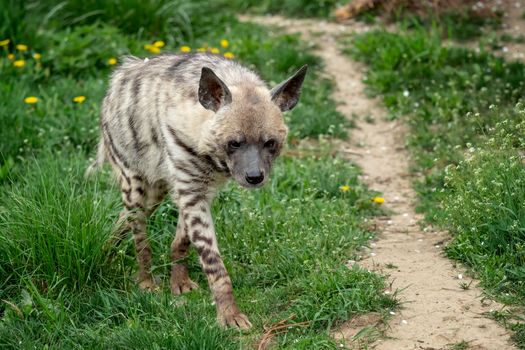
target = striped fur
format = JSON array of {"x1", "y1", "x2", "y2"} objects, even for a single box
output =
[{"x1": 90, "y1": 53, "x2": 307, "y2": 329}]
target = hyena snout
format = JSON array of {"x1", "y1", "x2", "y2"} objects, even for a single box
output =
[
  {"x1": 245, "y1": 169, "x2": 264, "y2": 185},
  {"x1": 230, "y1": 145, "x2": 270, "y2": 188},
  {"x1": 235, "y1": 163, "x2": 267, "y2": 188}
]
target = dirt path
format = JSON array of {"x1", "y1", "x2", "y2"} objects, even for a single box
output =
[{"x1": 242, "y1": 15, "x2": 516, "y2": 350}]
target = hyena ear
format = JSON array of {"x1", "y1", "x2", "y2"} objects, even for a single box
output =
[
  {"x1": 270, "y1": 65, "x2": 308, "y2": 112},
  {"x1": 199, "y1": 67, "x2": 232, "y2": 112}
]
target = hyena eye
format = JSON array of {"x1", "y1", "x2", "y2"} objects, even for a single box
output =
[
  {"x1": 264, "y1": 139, "x2": 276, "y2": 149},
  {"x1": 228, "y1": 140, "x2": 241, "y2": 150}
]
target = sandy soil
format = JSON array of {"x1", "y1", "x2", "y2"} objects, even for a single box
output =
[{"x1": 242, "y1": 15, "x2": 516, "y2": 350}]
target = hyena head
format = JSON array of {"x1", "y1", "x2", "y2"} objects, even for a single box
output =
[{"x1": 199, "y1": 65, "x2": 308, "y2": 188}]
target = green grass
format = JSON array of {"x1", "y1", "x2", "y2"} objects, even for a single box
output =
[
  {"x1": 353, "y1": 3, "x2": 503, "y2": 42},
  {"x1": 229, "y1": 0, "x2": 343, "y2": 18},
  {"x1": 346, "y1": 29, "x2": 525, "y2": 215},
  {"x1": 450, "y1": 340, "x2": 470, "y2": 350},
  {"x1": 401, "y1": 11, "x2": 502, "y2": 42},
  {"x1": 443, "y1": 115, "x2": 525, "y2": 303},
  {"x1": 0, "y1": 151, "x2": 395, "y2": 348},
  {"x1": 0, "y1": 2, "x2": 391, "y2": 348},
  {"x1": 1, "y1": 0, "x2": 232, "y2": 48},
  {"x1": 346, "y1": 27, "x2": 525, "y2": 347},
  {"x1": 0, "y1": 154, "x2": 123, "y2": 298}
]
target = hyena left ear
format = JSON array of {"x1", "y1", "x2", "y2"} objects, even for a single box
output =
[
  {"x1": 270, "y1": 65, "x2": 308, "y2": 112},
  {"x1": 199, "y1": 67, "x2": 232, "y2": 112}
]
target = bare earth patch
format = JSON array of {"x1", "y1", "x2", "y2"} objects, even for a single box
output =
[{"x1": 243, "y1": 15, "x2": 516, "y2": 349}]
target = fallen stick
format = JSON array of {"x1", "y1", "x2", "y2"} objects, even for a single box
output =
[{"x1": 258, "y1": 314, "x2": 310, "y2": 350}]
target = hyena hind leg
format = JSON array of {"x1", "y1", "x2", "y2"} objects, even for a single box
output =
[
  {"x1": 117, "y1": 173, "x2": 167, "y2": 291},
  {"x1": 113, "y1": 179, "x2": 168, "y2": 244},
  {"x1": 170, "y1": 219, "x2": 199, "y2": 294}
]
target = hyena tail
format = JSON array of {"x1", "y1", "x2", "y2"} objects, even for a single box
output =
[{"x1": 85, "y1": 141, "x2": 106, "y2": 178}]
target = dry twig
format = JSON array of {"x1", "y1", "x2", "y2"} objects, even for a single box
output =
[{"x1": 257, "y1": 314, "x2": 310, "y2": 350}]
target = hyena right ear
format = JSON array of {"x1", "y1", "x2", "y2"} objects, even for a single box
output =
[
  {"x1": 270, "y1": 65, "x2": 308, "y2": 112},
  {"x1": 199, "y1": 67, "x2": 232, "y2": 112}
]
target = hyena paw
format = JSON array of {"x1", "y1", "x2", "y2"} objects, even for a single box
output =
[
  {"x1": 219, "y1": 310, "x2": 252, "y2": 330},
  {"x1": 170, "y1": 278, "x2": 199, "y2": 295},
  {"x1": 138, "y1": 278, "x2": 158, "y2": 292}
]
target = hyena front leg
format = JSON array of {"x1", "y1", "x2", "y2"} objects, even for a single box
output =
[
  {"x1": 180, "y1": 197, "x2": 252, "y2": 329},
  {"x1": 117, "y1": 173, "x2": 164, "y2": 291},
  {"x1": 170, "y1": 219, "x2": 199, "y2": 294}
]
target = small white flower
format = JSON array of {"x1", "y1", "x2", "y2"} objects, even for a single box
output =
[
  {"x1": 458, "y1": 274, "x2": 463, "y2": 280},
  {"x1": 403, "y1": 90, "x2": 410, "y2": 97}
]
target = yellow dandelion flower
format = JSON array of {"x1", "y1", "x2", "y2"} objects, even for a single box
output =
[
  {"x1": 180, "y1": 46, "x2": 191, "y2": 53},
  {"x1": 372, "y1": 196, "x2": 385, "y2": 204},
  {"x1": 144, "y1": 44, "x2": 160, "y2": 54},
  {"x1": 197, "y1": 47, "x2": 207, "y2": 52},
  {"x1": 13, "y1": 59, "x2": 25, "y2": 68},
  {"x1": 339, "y1": 185, "x2": 350, "y2": 192},
  {"x1": 223, "y1": 52, "x2": 235, "y2": 59},
  {"x1": 7, "y1": 53, "x2": 14, "y2": 60},
  {"x1": 16, "y1": 44, "x2": 28, "y2": 51},
  {"x1": 73, "y1": 96, "x2": 86, "y2": 103},
  {"x1": 108, "y1": 57, "x2": 117, "y2": 65},
  {"x1": 33, "y1": 53, "x2": 41, "y2": 60},
  {"x1": 24, "y1": 96, "x2": 38, "y2": 104},
  {"x1": 220, "y1": 39, "x2": 229, "y2": 48},
  {"x1": 153, "y1": 40, "x2": 165, "y2": 48},
  {"x1": 210, "y1": 47, "x2": 220, "y2": 54},
  {"x1": 0, "y1": 39, "x2": 10, "y2": 46}
]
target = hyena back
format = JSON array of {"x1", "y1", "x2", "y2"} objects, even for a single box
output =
[{"x1": 93, "y1": 53, "x2": 307, "y2": 329}]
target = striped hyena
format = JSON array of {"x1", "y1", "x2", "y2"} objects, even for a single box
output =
[{"x1": 89, "y1": 53, "x2": 307, "y2": 329}]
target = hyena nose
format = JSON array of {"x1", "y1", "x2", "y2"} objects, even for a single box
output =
[{"x1": 245, "y1": 170, "x2": 264, "y2": 185}]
